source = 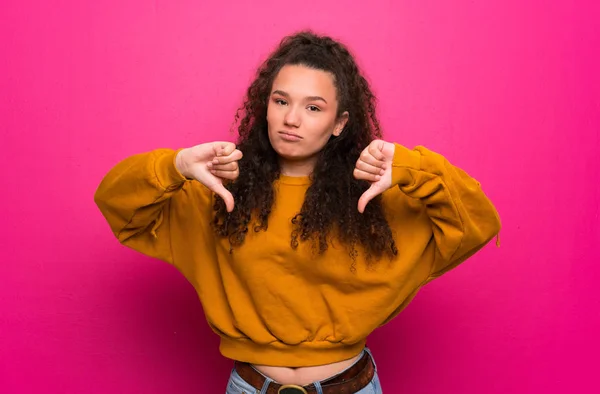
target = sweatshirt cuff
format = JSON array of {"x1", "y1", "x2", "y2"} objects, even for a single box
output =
[
  {"x1": 391, "y1": 143, "x2": 422, "y2": 187},
  {"x1": 154, "y1": 148, "x2": 188, "y2": 189}
]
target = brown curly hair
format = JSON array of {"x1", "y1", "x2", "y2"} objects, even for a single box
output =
[{"x1": 212, "y1": 30, "x2": 397, "y2": 262}]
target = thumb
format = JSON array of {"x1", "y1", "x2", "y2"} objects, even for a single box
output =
[
  {"x1": 357, "y1": 184, "x2": 380, "y2": 213},
  {"x1": 208, "y1": 182, "x2": 235, "y2": 212}
]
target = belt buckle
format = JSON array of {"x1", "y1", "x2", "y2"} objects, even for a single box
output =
[{"x1": 278, "y1": 384, "x2": 309, "y2": 394}]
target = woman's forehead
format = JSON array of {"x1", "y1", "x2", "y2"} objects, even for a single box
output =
[{"x1": 272, "y1": 64, "x2": 337, "y2": 101}]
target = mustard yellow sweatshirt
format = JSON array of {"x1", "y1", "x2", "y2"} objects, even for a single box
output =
[{"x1": 94, "y1": 143, "x2": 501, "y2": 367}]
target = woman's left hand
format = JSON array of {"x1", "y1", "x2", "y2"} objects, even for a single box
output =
[{"x1": 353, "y1": 139, "x2": 396, "y2": 213}]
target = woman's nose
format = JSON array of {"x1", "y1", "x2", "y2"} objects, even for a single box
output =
[{"x1": 283, "y1": 107, "x2": 301, "y2": 127}]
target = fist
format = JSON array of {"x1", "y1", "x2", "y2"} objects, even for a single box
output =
[
  {"x1": 353, "y1": 139, "x2": 395, "y2": 213},
  {"x1": 176, "y1": 141, "x2": 243, "y2": 212}
]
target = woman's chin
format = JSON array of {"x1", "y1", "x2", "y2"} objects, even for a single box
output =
[
  {"x1": 273, "y1": 147, "x2": 303, "y2": 161},
  {"x1": 272, "y1": 143, "x2": 319, "y2": 165}
]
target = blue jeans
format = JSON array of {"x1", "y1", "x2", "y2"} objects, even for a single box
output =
[{"x1": 225, "y1": 348, "x2": 383, "y2": 394}]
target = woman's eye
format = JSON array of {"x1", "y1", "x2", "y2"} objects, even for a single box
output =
[
  {"x1": 275, "y1": 99, "x2": 287, "y2": 105},
  {"x1": 307, "y1": 105, "x2": 321, "y2": 112}
]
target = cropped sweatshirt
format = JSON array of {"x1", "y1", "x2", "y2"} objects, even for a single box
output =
[{"x1": 94, "y1": 143, "x2": 501, "y2": 367}]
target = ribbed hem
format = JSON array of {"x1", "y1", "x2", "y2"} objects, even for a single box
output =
[
  {"x1": 153, "y1": 148, "x2": 188, "y2": 189},
  {"x1": 391, "y1": 143, "x2": 422, "y2": 187},
  {"x1": 219, "y1": 337, "x2": 366, "y2": 367},
  {"x1": 277, "y1": 174, "x2": 312, "y2": 185}
]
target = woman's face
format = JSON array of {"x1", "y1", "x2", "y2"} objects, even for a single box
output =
[{"x1": 267, "y1": 64, "x2": 348, "y2": 174}]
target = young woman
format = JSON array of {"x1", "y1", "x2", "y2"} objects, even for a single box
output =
[{"x1": 95, "y1": 31, "x2": 501, "y2": 394}]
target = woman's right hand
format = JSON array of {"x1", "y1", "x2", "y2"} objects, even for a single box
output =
[{"x1": 175, "y1": 142, "x2": 243, "y2": 212}]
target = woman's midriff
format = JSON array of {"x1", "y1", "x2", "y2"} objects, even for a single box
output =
[{"x1": 251, "y1": 353, "x2": 362, "y2": 386}]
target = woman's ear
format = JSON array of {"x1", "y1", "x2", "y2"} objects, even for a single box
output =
[{"x1": 333, "y1": 111, "x2": 349, "y2": 136}]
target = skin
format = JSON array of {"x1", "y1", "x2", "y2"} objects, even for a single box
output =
[
  {"x1": 266, "y1": 64, "x2": 349, "y2": 177},
  {"x1": 175, "y1": 64, "x2": 396, "y2": 384}
]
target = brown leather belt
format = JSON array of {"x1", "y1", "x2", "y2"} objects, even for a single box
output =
[{"x1": 234, "y1": 350, "x2": 375, "y2": 394}]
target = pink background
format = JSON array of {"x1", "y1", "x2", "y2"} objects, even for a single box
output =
[{"x1": 2, "y1": 0, "x2": 599, "y2": 393}]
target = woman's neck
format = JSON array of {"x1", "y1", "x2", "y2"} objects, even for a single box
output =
[{"x1": 279, "y1": 157, "x2": 316, "y2": 177}]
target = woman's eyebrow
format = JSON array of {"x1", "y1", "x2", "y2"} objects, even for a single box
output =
[{"x1": 271, "y1": 90, "x2": 328, "y2": 104}]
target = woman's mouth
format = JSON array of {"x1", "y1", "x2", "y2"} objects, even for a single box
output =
[{"x1": 278, "y1": 131, "x2": 303, "y2": 142}]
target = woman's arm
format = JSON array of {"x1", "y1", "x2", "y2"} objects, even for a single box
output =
[
  {"x1": 390, "y1": 144, "x2": 501, "y2": 279},
  {"x1": 94, "y1": 149, "x2": 195, "y2": 264}
]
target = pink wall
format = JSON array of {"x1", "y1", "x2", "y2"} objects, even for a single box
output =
[{"x1": 2, "y1": 0, "x2": 598, "y2": 393}]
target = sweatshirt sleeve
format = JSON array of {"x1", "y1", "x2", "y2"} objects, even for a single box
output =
[
  {"x1": 94, "y1": 148, "x2": 201, "y2": 264},
  {"x1": 390, "y1": 144, "x2": 501, "y2": 279}
]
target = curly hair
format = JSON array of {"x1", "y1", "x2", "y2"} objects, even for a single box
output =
[{"x1": 212, "y1": 30, "x2": 397, "y2": 263}]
